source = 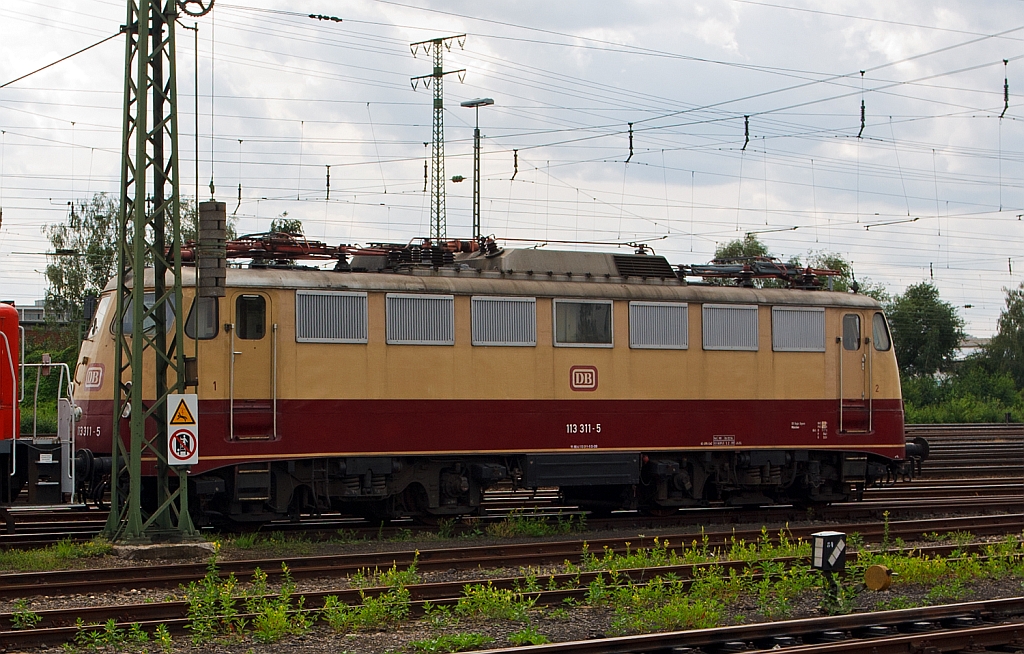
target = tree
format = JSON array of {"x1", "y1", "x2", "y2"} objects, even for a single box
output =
[
  {"x1": 269, "y1": 212, "x2": 303, "y2": 235},
  {"x1": 802, "y1": 250, "x2": 889, "y2": 301},
  {"x1": 43, "y1": 193, "x2": 118, "y2": 324},
  {"x1": 886, "y1": 282, "x2": 964, "y2": 377},
  {"x1": 714, "y1": 234, "x2": 771, "y2": 260},
  {"x1": 711, "y1": 235, "x2": 785, "y2": 288},
  {"x1": 984, "y1": 283, "x2": 1024, "y2": 387},
  {"x1": 44, "y1": 193, "x2": 233, "y2": 323}
]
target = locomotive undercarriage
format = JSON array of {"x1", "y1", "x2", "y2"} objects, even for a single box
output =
[
  {"x1": 170, "y1": 448, "x2": 908, "y2": 525},
  {"x1": 185, "y1": 456, "x2": 512, "y2": 525},
  {"x1": 639, "y1": 451, "x2": 888, "y2": 509}
]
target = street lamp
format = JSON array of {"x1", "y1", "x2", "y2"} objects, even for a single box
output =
[{"x1": 460, "y1": 98, "x2": 494, "y2": 241}]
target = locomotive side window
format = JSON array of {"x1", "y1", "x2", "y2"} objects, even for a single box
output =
[
  {"x1": 702, "y1": 304, "x2": 758, "y2": 351},
  {"x1": 116, "y1": 292, "x2": 176, "y2": 336},
  {"x1": 295, "y1": 291, "x2": 368, "y2": 343},
  {"x1": 236, "y1": 295, "x2": 266, "y2": 340},
  {"x1": 771, "y1": 306, "x2": 825, "y2": 352},
  {"x1": 629, "y1": 301, "x2": 688, "y2": 349},
  {"x1": 185, "y1": 297, "x2": 219, "y2": 340},
  {"x1": 872, "y1": 312, "x2": 891, "y2": 351},
  {"x1": 386, "y1": 294, "x2": 455, "y2": 345},
  {"x1": 842, "y1": 313, "x2": 861, "y2": 350},
  {"x1": 553, "y1": 299, "x2": 613, "y2": 347},
  {"x1": 471, "y1": 296, "x2": 536, "y2": 346}
]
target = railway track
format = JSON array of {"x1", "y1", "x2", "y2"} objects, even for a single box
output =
[
  {"x1": 3, "y1": 512, "x2": 1022, "y2": 601},
  {"x1": 1, "y1": 531, "x2": 1021, "y2": 649},
  {"x1": 2, "y1": 422, "x2": 1023, "y2": 549},
  {"x1": 4, "y1": 490, "x2": 1024, "y2": 551},
  {"x1": 909, "y1": 423, "x2": 1024, "y2": 480},
  {"x1": 471, "y1": 597, "x2": 1024, "y2": 654}
]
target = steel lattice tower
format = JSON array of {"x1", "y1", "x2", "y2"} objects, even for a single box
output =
[
  {"x1": 103, "y1": 0, "x2": 211, "y2": 542},
  {"x1": 411, "y1": 35, "x2": 465, "y2": 241}
]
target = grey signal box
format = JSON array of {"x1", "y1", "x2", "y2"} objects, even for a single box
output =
[{"x1": 811, "y1": 531, "x2": 846, "y2": 572}]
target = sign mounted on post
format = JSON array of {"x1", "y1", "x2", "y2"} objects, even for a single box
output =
[{"x1": 167, "y1": 393, "x2": 198, "y2": 466}]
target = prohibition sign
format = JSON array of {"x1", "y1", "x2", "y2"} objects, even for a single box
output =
[{"x1": 169, "y1": 428, "x2": 198, "y2": 465}]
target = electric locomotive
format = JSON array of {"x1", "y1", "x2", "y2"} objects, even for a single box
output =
[{"x1": 70, "y1": 232, "x2": 926, "y2": 524}]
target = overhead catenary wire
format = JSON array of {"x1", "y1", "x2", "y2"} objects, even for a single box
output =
[
  {"x1": 8, "y1": 3, "x2": 1024, "y2": 331},
  {"x1": 366, "y1": 102, "x2": 388, "y2": 193},
  {"x1": 0, "y1": 30, "x2": 122, "y2": 90}
]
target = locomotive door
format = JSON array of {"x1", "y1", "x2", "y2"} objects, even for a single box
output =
[
  {"x1": 228, "y1": 292, "x2": 277, "y2": 440},
  {"x1": 839, "y1": 313, "x2": 870, "y2": 433}
]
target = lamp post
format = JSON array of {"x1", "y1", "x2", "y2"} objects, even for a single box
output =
[{"x1": 460, "y1": 98, "x2": 494, "y2": 241}]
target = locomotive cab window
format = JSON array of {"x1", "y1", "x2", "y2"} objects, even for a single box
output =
[
  {"x1": 553, "y1": 299, "x2": 613, "y2": 347},
  {"x1": 236, "y1": 294, "x2": 266, "y2": 340},
  {"x1": 115, "y1": 292, "x2": 176, "y2": 336},
  {"x1": 86, "y1": 294, "x2": 113, "y2": 340},
  {"x1": 872, "y1": 312, "x2": 891, "y2": 351},
  {"x1": 185, "y1": 297, "x2": 219, "y2": 340},
  {"x1": 842, "y1": 314, "x2": 861, "y2": 351}
]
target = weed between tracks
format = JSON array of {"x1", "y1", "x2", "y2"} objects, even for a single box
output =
[
  {"x1": 218, "y1": 510, "x2": 584, "y2": 557},
  {"x1": 409, "y1": 632, "x2": 495, "y2": 652},
  {"x1": 0, "y1": 537, "x2": 112, "y2": 571},
  {"x1": 55, "y1": 527, "x2": 1024, "y2": 652},
  {"x1": 483, "y1": 509, "x2": 586, "y2": 538}
]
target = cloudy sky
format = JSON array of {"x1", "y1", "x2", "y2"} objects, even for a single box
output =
[{"x1": 1, "y1": 0, "x2": 1022, "y2": 336}]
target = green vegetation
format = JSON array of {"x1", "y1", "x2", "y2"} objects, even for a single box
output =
[
  {"x1": 0, "y1": 537, "x2": 111, "y2": 572},
  {"x1": 484, "y1": 509, "x2": 585, "y2": 538},
  {"x1": 902, "y1": 361, "x2": 1024, "y2": 423},
  {"x1": 42, "y1": 193, "x2": 119, "y2": 327},
  {"x1": 68, "y1": 618, "x2": 150, "y2": 652},
  {"x1": 10, "y1": 599, "x2": 42, "y2": 629},
  {"x1": 269, "y1": 214, "x2": 303, "y2": 235},
  {"x1": 321, "y1": 587, "x2": 411, "y2": 632},
  {"x1": 887, "y1": 282, "x2": 964, "y2": 377},
  {"x1": 349, "y1": 559, "x2": 420, "y2": 588},
  {"x1": 409, "y1": 633, "x2": 494, "y2": 653},
  {"x1": 245, "y1": 564, "x2": 314, "y2": 643},
  {"x1": 897, "y1": 281, "x2": 1024, "y2": 423},
  {"x1": 182, "y1": 562, "x2": 246, "y2": 644},
  {"x1": 507, "y1": 626, "x2": 550, "y2": 646},
  {"x1": 455, "y1": 582, "x2": 536, "y2": 622},
  {"x1": 51, "y1": 525, "x2": 1024, "y2": 650},
  {"x1": 182, "y1": 561, "x2": 312, "y2": 645},
  {"x1": 422, "y1": 601, "x2": 459, "y2": 629},
  {"x1": 604, "y1": 571, "x2": 726, "y2": 634},
  {"x1": 18, "y1": 342, "x2": 78, "y2": 434}
]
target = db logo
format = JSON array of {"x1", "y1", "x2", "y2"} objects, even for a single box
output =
[
  {"x1": 569, "y1": 365, "x2": 598, "y2": 392},
  {"x1": 84, "y1": 364, "x2": 105, "y2": 390}
]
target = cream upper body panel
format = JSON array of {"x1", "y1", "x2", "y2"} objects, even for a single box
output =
[{"x1": 80, "y1": 266, "x2": 896, "y2": 404}]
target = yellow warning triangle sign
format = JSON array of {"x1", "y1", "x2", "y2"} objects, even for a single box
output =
[{"x1": 170, "y1": 399, "x2": 196, "y2": 425}]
